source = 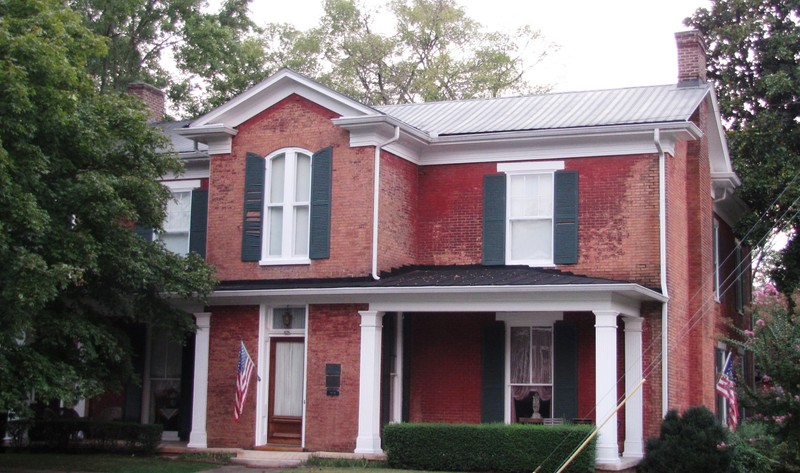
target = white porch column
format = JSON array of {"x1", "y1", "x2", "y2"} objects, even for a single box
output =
[
  {"x1": 188, "y1": 312, "x2": 211, "y2": 448},
  {"x1": 355, "y1": 310, "x2": 384, "y2": 454},
  {"x1": 623, "y1": 316, "x2": 645, "y2": 459},
  {"x1": 594, "y1": 310, "x2": 620, "y2": 464}
]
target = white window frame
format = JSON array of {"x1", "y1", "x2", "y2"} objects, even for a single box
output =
[
  {"x1": 498, "y1": 161, "x2": 564, "y2": 267},
  {"x1": 497, "y1": 312, "x2": 563, "y2": 423},
  {"x1": 260, "y1": 148, "x2": 313, "y2": 265},
  {"x1": 159, "y1": 180, "x2": 201, "y2": 255}
]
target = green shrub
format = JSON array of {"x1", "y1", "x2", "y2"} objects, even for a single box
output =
[
  {"x1": 20, "y1": 419, "x2": 163, "y2": 455},
  {"x1": 727, "y1": 420, "x2": 781, "y2": 473},
  {"x1": 639, "y1": 406, "x2": 731, "y2": 473},
  {"x1": 383, "y1": 422, "x2": 595, "y2": 473}
]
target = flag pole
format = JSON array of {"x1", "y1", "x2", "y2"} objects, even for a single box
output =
[{"x1": 535, "y1": 377, "x2": 646, "y2": 473}]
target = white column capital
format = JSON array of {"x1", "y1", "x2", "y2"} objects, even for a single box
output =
[
  {"x1": 622, "y1": 316, "x2": 643, "y2": 333},
  {"x1": 593, "y1": 310, "x2": 620, "y2": 327},
  {"x1": 358, "y1": 310, "x2": 384, "y2": 327},
  {"x1": 195, "y1": 312, "x2": 211, "y2": 329}
]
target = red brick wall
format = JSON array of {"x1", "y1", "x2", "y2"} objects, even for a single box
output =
[
  {"x1": 206, "y1": 94, "x2": 375, "y2": 281},
  {"x1": 417, "y1": 163, "x2": 494, "y2": 265},
  {"x1": 415, "y1": 155, "x2": 661, "y2": 286},
  {"x1": 206, "y1": 306, "x2": 260, "y2": 448},
  {"x1": 378, "y1": 152, "x2": 418, "y2": 272},
  {"x1": 407, "y1": 313, "x2": 494, "y2": 423},
  {"x1": 304, "y1": 304, "x2": 365, "y2": 451}
]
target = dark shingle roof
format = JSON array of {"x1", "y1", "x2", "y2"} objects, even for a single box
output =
[{"x1": 215, "y1": 265, "x2": 633, "y2": 292}]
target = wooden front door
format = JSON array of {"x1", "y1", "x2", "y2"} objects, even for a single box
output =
[{"x1": 267, "y1": 338, "x2": 304, "y2": 445}]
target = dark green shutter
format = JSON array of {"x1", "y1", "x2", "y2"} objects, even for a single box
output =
[
  {"x1": 481, "y1": 321, "x2": 505, "y2": 422},
  {"x1": 309, "y1": 147, "x2": 332, "y2": 259},
  {"x1": 553, "y1": 170, "x2": 579, "y2": 264},
  {"x1": 553, "y1": 321, "x2": 578, "y2": 421},
  {"x1": 134, "y1": 225, "x2": 153, "y2": 240},
  {"x1": 241, "y1": 152, "x2": 265, "y2": 261},
  {"x1": 189, "y1": 189, "x2": 208, "y2": 258},
  {"x1": 482, "y1": 174, "x2": 506, "y2": 265}
]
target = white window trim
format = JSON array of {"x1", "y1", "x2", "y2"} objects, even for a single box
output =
[
  {"x1": 497, "y1": 312, "x2": 563, "y2": 423},
  {"x1": 260, "y1": 148, "x2": 313, "y2": 266},
  {"x1": 501, "y1": 161, "x2": 564, "y2": 267},
  {"x1": 157, "y1": 180, "x2": 201, "y2": 254}
]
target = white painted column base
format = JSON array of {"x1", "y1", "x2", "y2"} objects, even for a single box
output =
[
  {"x1": 355, "y1": 310, "x2": 384, "y2": 454},
  {"x1": 623, "y1": 316, "x2": 645, "y2": 459},
  {"x1": 188, "y1": 312, "x2": 211, "y2": 449},
  {"x1": 594, "y1": 310, "x2": 620, "y2": 465}
]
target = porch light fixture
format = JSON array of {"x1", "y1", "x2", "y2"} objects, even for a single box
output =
[{"x1": 281, "y1": 308, "x2": 293, "y2": 328}]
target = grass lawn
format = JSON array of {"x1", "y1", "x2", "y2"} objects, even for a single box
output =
[{"x1": 0, "y1": 452, "x2": 227, "y2": 473}]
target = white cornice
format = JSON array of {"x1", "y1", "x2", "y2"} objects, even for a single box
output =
[
  {"x1": 175, "y1": 124, "x2": 238, "y2": 155},
  {"x1": 336, "y1": 119, "x2": 701, "y2": 165}
]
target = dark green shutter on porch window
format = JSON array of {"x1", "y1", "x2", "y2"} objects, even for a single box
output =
[
  {"x1": 189, "y1": 189, "x2": 208, "y2": 258},
  {"x1": 553, "y1": 321, "x2": 578, "y2": 421},
  {"x1": 482, "y1": 174, "x2": 506, "y2": 266},
  {"x1": 309, "y1": 147, "x2": 332, "y2": 260},
  {"x1": 553, "y1": 170, "x2": 579, "y2": 264},
  {"x1": 481, "y1": 321, "x2": 506, "y2": 423},
  {"x1": 241, "y1": 152, "x2": 265, "y2": 261}
]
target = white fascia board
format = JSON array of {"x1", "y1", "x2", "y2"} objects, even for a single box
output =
[
  {"x1": 191, "y1": 69, "x2": 379, "y2": 129},
  {"x1": 335, "y1": 117, "x2": 701, "y2": 166},
  {"x1": 706, "y1": 92, "x2": 736, "y2": 176},
  {"x1": 207, "y1": 283, "x2": 666, "y2": 314},
  {"x1": 175, "y1": 124, "x2": 237, "y2": 155}
]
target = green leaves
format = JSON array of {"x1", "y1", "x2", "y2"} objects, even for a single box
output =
[
  {"x1": 686, "y1": 0, "x2": 800, "y2": 293},
  {"x1": 0, "y1": 0, "x2": 216, "y2": 411}
]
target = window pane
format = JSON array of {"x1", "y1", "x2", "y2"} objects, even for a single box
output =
[
  {"x1": 510, "y1": 327, "x2": 531, "y2": 384},
  {"x1": 269, "y1": 154, "x2": 285, "y2": 204},
  {"x1": 510, "y1": 220, "x2": 552, "y2": 261},
  {"x1": 268, "y1": 207, "x2": 283, "y2": 256},
  {"x1": 510, "y1": 174, "x2": 553, "y2": 218},
  {"x1": 272, "y1": 307, "x2": 306, "y2": 329},
  {"x1": 164, "y1": 191, "x2": 191, "y2": 232},
  {"x1": 161, "y1": 232, "x2": 189, "y2": 255},
  {"x1": 530, "y1": 328, "x2": 552, "y2": 384},
  {"x1": 294, "y1": 206, "x2": 309, "y2": 256},
  {"x1": 295, "y1": 153, "x2": 311, "y2": 202}
]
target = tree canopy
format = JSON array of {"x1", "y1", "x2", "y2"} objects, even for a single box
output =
[
  {"x1": 686, "y1": 0, "x2": 800, "y2": 293},
  {"x1": 71, "y1": 0, "x2": 553, "y2": 116},
  {"x1": 0, "y1": 0, "x2": 216, "y2": 411}
]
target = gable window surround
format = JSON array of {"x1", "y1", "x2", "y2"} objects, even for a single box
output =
[{"x1": 262, "y1": 148, "x2": 313, "y2": 265}]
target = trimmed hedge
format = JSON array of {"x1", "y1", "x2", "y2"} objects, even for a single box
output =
[
  {"x1": 14, "y1": 419, "x2": 163, "y2": 454},
  {"x1": 384, "y1": 423, "x2": 596, "y2": 473}
]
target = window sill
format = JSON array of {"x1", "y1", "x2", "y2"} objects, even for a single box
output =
[{"x1": 259, "y1": 258, "x2": 311, "y2": 266}]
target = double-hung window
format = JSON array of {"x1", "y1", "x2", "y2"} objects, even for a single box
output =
[
  {"x1": 264, "y1": 149, "x2": 312, "y2": 263},
  {"x1": 160, "y1": 190, "x2": 192, "y2": 255},
  {"x1": 483, "y1": 161, "x2": 577, "y2": 267},
  {"x1": 143, "y1": 180, "x2": 207, "y2": 258}
]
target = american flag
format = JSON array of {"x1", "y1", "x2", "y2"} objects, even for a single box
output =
[
  {"x1": 716, "y1": 352, "x2": 739, "y2": 430},
  {"x1": 234, "y1": 341, "x2": 255, "y2": 421}
]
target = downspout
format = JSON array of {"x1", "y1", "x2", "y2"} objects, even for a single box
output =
[
  {"x1": 371, "y1": 126, "x2": 401, "y2": 280},
  {"x1": 655, "y1": 128, "x2": 670, "y2": 416}
]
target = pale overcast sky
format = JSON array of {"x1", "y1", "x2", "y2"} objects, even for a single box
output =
[{"x1": 247, "y1": 0, "x2": 712, "y2": 93}]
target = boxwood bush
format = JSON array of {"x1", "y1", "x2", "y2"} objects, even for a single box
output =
[{"x1": 383, "y1": 423, "x2": 596, "y2": 473}]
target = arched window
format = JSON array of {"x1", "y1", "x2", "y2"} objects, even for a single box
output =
[{"x1": 264, "y1": 148, "x2": 312, "y2": 262}]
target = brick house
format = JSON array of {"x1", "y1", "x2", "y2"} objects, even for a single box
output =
[{"x1": 110, "y1": 30, "x2": 748, "y2": 470}]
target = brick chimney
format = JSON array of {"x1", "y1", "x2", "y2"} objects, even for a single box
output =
[
  {"x1": 127, "y1": 82, "x2": 166, "y2": 122},
  {"x1": 675, "y1": 30, "x2": 707, "y2": 86}
]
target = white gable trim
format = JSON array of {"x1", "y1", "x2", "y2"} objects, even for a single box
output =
[{"x1": 190, "y1": 69, "x2": 379, "y2": 129}]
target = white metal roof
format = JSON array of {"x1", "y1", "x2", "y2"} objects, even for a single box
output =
[{"x1": 375, "y1": 84, "x2": 710, "y2": 137}]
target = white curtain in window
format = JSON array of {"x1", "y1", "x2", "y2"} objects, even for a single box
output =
[{"x1": 273, "y1": 342, "x2": 304, "y2": 417}]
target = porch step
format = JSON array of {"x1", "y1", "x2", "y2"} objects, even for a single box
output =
[
  {"x1": 252, "y1": 444, "x2": 304, "y2": 452},
  {"x1": 231, "y1": 449, "x2": 311, "y2": 469}
]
